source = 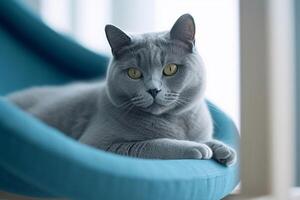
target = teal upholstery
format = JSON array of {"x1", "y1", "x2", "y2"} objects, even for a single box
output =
[{"x1": 0, "y1": 1, "x2": 240, "y2": 199}]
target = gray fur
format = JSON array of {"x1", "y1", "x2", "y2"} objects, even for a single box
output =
[{"x1": 7, "y1": 14, "x2": 236, "y2": 166}]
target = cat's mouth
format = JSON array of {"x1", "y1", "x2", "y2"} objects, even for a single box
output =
[
  {"x1": 144, "y1": 101, "x2": 161, "y2": 109},
  {"x1": 140, "y1": 100, "x2": 172, "y2": 115},
  {"x1": 130, "y1": 95, "x2": 177, "y2": 115}
]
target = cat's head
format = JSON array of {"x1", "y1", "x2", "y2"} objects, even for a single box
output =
[{"x1": 105, "y1": 14, "x2": 206, "y2": 115}]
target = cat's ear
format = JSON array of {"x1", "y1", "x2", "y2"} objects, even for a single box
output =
[
  {"x1": 105, "y1": 25, "x2": 131, "y2": 55},
  {"x1": 170, "y1": 14, "x2": 195, "y2": 45}
]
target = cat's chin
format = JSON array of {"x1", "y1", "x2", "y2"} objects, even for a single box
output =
[{"x1": 139, "y1": 102, "x2": 171, "y2": 115}]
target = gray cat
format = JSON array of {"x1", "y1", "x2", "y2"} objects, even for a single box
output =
[{"x1": 7, "y1": 14, "x2": 236, "y2": 166}]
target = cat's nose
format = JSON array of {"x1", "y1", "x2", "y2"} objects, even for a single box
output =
[{"x1": 147, "y1": 88, "x2": 161, "y2": 98}]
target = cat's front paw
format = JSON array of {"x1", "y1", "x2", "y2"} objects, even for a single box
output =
[
  {"x1": 183, "y1": 143, "x2": 213, "y2": 159},
  {"x1": 209, "y1": 143, "x2": 237, "y2": 166},
  {"x1": 216, "y1": 146, "x2": 236, "y2": 166}
]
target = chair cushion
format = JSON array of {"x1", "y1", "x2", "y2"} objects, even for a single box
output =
[{"x1": 0, "y1": 98, "x2": 239, "y2": 200}]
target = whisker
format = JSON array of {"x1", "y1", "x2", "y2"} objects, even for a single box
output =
[
  {"x1": 174, "y1": 100, "x2": 186, "y2": 106},
  {"x1": 115, "y1": 99, "x2": 132, "y2": 108},
  {"x1": 117, "y1": 104, "x2": 135, "y2": 120},
  {"x1": 165, "y1": 97, "x2": 178, "y2": 100},
  {"x1": 131, "y1": 95, "x2": 143, "y2": 101},
  {"x1": 167, "y1": 91, "x2": 180, "y2": 95},
  {"x1": 178, "y1": 96, "x2": 193, "y2": 101},
  {"x1": 165, "y1": 93, "x2": 179, "y2": 96},
  {"x1": 176, "y1": 99, "x2": 189, "y2": 104}
]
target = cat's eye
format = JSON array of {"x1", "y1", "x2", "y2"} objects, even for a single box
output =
[
  {"x1": 127, "y1": 68, "x2": 142, "y2": 79},
  {"x1": 163, "y1": 63, "x2": 178, "y2": 76}
]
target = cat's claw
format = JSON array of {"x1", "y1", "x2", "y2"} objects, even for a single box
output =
[{"x1": 183, "y1": 144, "x2": 213, "y2": 159}]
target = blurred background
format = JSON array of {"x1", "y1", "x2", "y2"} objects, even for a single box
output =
[
  {"x1": 20, "y1": 0, "x2": 240, "y2": 127},
  {"x1": 2, "y1": 0, "x2": 300, "y2": 198}
]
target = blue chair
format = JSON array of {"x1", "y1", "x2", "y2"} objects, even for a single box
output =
[{"x1": 0, "y1": 1, "x2": 240, "y2": 199}]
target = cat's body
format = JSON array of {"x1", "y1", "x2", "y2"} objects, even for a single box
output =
[
  {"x1": 7, "y1": 14, "x2": 236, "y2": 165},
  {"x1": 8, "y1": 82, "x2": 212, "y2": 149}
]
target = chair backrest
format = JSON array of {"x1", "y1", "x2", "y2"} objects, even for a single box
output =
[{"x1": 0, "y1": 1, "x2": 109, "y2": 95}]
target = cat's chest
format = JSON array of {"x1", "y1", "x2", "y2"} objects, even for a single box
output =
[{"x1": 116, "y1": 112, "x2": 197, "y2": 141}]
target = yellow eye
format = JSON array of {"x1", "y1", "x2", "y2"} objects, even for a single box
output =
[
  {"x1": 163, "y1": 63, "x2": 178, "y2": 76},
  {"x1": 127, "y1": 68, "x2": 142, "y2": 79}
]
